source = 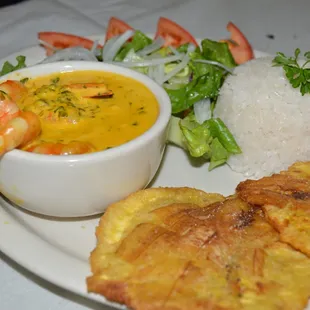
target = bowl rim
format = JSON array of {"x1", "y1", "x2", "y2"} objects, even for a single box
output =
[{"x1": 1, "y1": 61, "x2": 172, "y2": 163}]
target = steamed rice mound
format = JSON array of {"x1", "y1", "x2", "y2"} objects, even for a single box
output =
[{"x1": 215, "y1": 56, "x2": 310, "y2": 179}]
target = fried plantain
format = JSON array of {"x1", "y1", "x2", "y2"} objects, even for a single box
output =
[
  {"x1": 237, "y1": 161, "x2": 310, "y2": 257},
  {"x1": 87, "y1": 186, "x2": 310, "y2": 310},
  {"x1": 87, "y1": 187, "x2": 224, "y2": 309}
]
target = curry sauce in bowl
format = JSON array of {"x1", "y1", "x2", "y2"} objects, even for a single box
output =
[
  {"x1": 0, "y1": 61, "x2": 171, "y2": 217},
  {"x1": 19, "y1": 71, "x2": 159, "y2": 154}
]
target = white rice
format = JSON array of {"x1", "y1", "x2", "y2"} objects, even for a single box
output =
[{"x1": 214, "y1": 56, "x2": 310, "y2": 179}]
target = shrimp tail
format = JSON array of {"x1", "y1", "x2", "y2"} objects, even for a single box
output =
[
  {"x1": 0, "y1": 80, "x2": 27, "y2": 102},
  {"x1": 0, "y1": 111, "x2": 41, "y2": 156}
]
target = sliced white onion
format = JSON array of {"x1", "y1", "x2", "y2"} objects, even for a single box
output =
[
  {"x1": 194, "y1": 99, "x2": 211, "y2": 124},
  {"x1": 187, "y1": 44, "x2": 196, "y2": 53},
  {"x1": 169, "y1": 46, "x2": 179, "y2": 55},
  {"x1": 40, "y1": 47, "x2": 98, "y2": 64},
  {"x1": 123, "y1": 49, "x2": 143, "y2": 63},
  {"x1": 104, "y1": 30, "x2": 135, "y2": 62},
  {"x1": 102, "y1": 35, "x2": 119, "y2": 60},
  {"x1": 38, "y1": 39, "x2": 59, "y2": 52},
  {"x1": 39, "y1": 38, "x2": 101, "y2": 58},
  {"x1": 168, "y1": 75, "x2": 190, "y2": 85},
  {"x1": 147, "y1": 65, "x2": 154, "y2": 79},
  {"x1": 157, "y1": 64, "x2": 165, "y2": 84},
  {"x1": 90, "y1": 40, "x2": 103, "y2": 59},
  {"x1": 158, "y1": 54, "x2": 190, "y2": 84},
  {"x1": 137, "y1": 37, "x2": 165, "y2": 57},
  {"x1": 144, "y1": 53, "x2": 163, "y2": 60},
  {"x1": 153, "y1": 66, "x2": 161, "y2": 84},
  {"x1": 193, "y1": 59, "x2": 234, "y2": 74},
  {"x1": 90, "y1": 40, "x2": 99, "y2": 54},
  {"x1": 95, "y1": 48, "x2": 102, "y2": 58},
  {"x1": 150, "y1": 64, "x2": 165, "y2": 85},
  {"x1": 111, "y1": 53, "x2": 184, "y2": 67}
]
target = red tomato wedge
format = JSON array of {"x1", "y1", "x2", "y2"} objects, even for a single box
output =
[
  {"x1": 223, "y1": 22, "x2": 254, "y2": 65},
  {"x1": 105, "y1": 17, "x2": 133, "y2": 42},
  {"x1": 38, "y1": 32, "x2": 101, "y2": 56},
  {"x1": 155, "y1": 17, "x2": 198, "y2": 47}
]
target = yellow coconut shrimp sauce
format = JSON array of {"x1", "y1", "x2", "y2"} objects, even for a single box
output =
[{"x1": 16, "y1": 70, "x2": 159, "y2": 154}]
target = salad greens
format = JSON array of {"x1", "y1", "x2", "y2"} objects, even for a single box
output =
[
  {"x1": 272, "y1": 48, "x2": 310, "y2": 96},
  {"x1": 170, "y1": 114, "x2": 241, "y2": 171},
  {"x1": 130, "y1": 37, "x2": 240, "y2": 169},
  {"x1": 101, "y1": 31, "x2": 241, "y2": 172},
  {"x1": 114, "y1": 31, "x2": 152, "y2": 61},
  {"x1": 0, "y1": 30, "x2": 242, "y2": 170},
  {"x1": 166, "y1": 63, "x2": 224, "y2": 114},
  {"x1": 0, "y1": 55, "x2": 26, "y2": 76},
  {"x1": 201, "y1": 39, "x2": 236, "y2": 68}
]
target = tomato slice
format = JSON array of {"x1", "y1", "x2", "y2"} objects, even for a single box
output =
[
  {"x1": 105, "y1": 17, "x2": 133, "y2": 42},
  {"x1": 155, "y1": 17, "x2": 198, "y2": 47},
  {"x1": 38, "y1": 32, "x2": 100, "y2": 56},
  {"x1": 224, "y1": 22, "x2": 254, "y2": 65}
]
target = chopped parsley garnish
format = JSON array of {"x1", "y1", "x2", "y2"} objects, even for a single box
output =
[
  {"x1": 51, "y1": 76, "x2": 60, "y2": 84},
  {"x1": 20, "y1": 77, "x2": 29, "y2": 84},
  {"x1": 54, "y1": 106, "x2": 68, "y2": 117},
  {"x1": 272, "y1": 48, "x2": 310, "y2": 95}
]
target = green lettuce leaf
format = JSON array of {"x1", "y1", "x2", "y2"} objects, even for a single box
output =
[
  {"x1": 208, "y1": 138, "x2": 229, "y2": 170},
  {"x1": 167, "y1": 114, "x2": 241, "y2": 170},
  {"x1": 177, "y1": 43, "x2": 190, "y2": 53},
  {"x1": 186, "y1": 69, "x2": 223, "y2": 103},
  {"x1": 179, "y1": 114, "x2": 212, "y2": 157},
  {"x1": 166, "y1": 69, "x2": 224, "y2": 114},
  {"x1": 165, "y1": 49, "x2": 227, "y2": 114},
  {"x1": 167, "y1": 114, "x2": 212, "y2": 158},
  {"x1": 207, "y1": 118, "x2": 241, "y2": 154},
  {"x1": 114, "y1": 31, "x2": 152, "y2": 61},
  {"x1": 189, "y1": 51, "x2": 225, "y2": 80},
  {"x1": 0, "y1": 55, "x2": 26, "y2": 76},
  {"x1": 201, "y1": 39, "x2": 236, "y2": 68},
  {"x1": 165, "y1": 87, "x2": 189, "y2": 114},
  {"x1": 167, "y1": 115, "x2": 187, "y2": 149},
  {"x1": 177, "y1": 43, "x2": 201, "y2": 54}
]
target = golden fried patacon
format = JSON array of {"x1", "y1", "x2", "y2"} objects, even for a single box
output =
[
  {"x1": 237, "y1": 161, "x2": 310, "y2": 257},
  {"x1": 87, "y1": 187, "x2": 225, "y2": 308},
  {"x1": 87, "y1": 186, "x2": 310, "y2": 310}
]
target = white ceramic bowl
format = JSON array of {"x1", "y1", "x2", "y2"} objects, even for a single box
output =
[{"x1": 0, "y1": 61, "x2": 171, "y2": 217}]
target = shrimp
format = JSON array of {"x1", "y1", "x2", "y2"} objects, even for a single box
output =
[
  {"x1": 0, "y1": 80, "x2": 27, "y2": 126},
  {"x1": 0, "y1": 80, "x2": 100, "y2": 156},
  {"x1": 0, "y1": 80, "x2": 28, "y2": 102},
  {"x1": 0, "y1": 81, "x2": 41, "y2": 156},
  {"x1": 25, "y1": 141, "x2": 95, "y2": 155}
]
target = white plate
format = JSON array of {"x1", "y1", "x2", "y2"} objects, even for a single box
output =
[{"x1": 0, "y1": 36, "x2": 269, "y2": 309}]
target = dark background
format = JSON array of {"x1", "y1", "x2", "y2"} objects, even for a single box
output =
[{"x1": 0, "y1": 0, "x2": 27, "y2": 8}]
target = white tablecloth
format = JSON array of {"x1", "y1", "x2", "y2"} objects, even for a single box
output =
[{"x1": 1, "y1": 0, "x2": 310, "y2": 309}]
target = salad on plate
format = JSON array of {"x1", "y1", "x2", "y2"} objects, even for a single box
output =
[{"x1": 1, "y1": 17, "x2": 254, "y2": 170}]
